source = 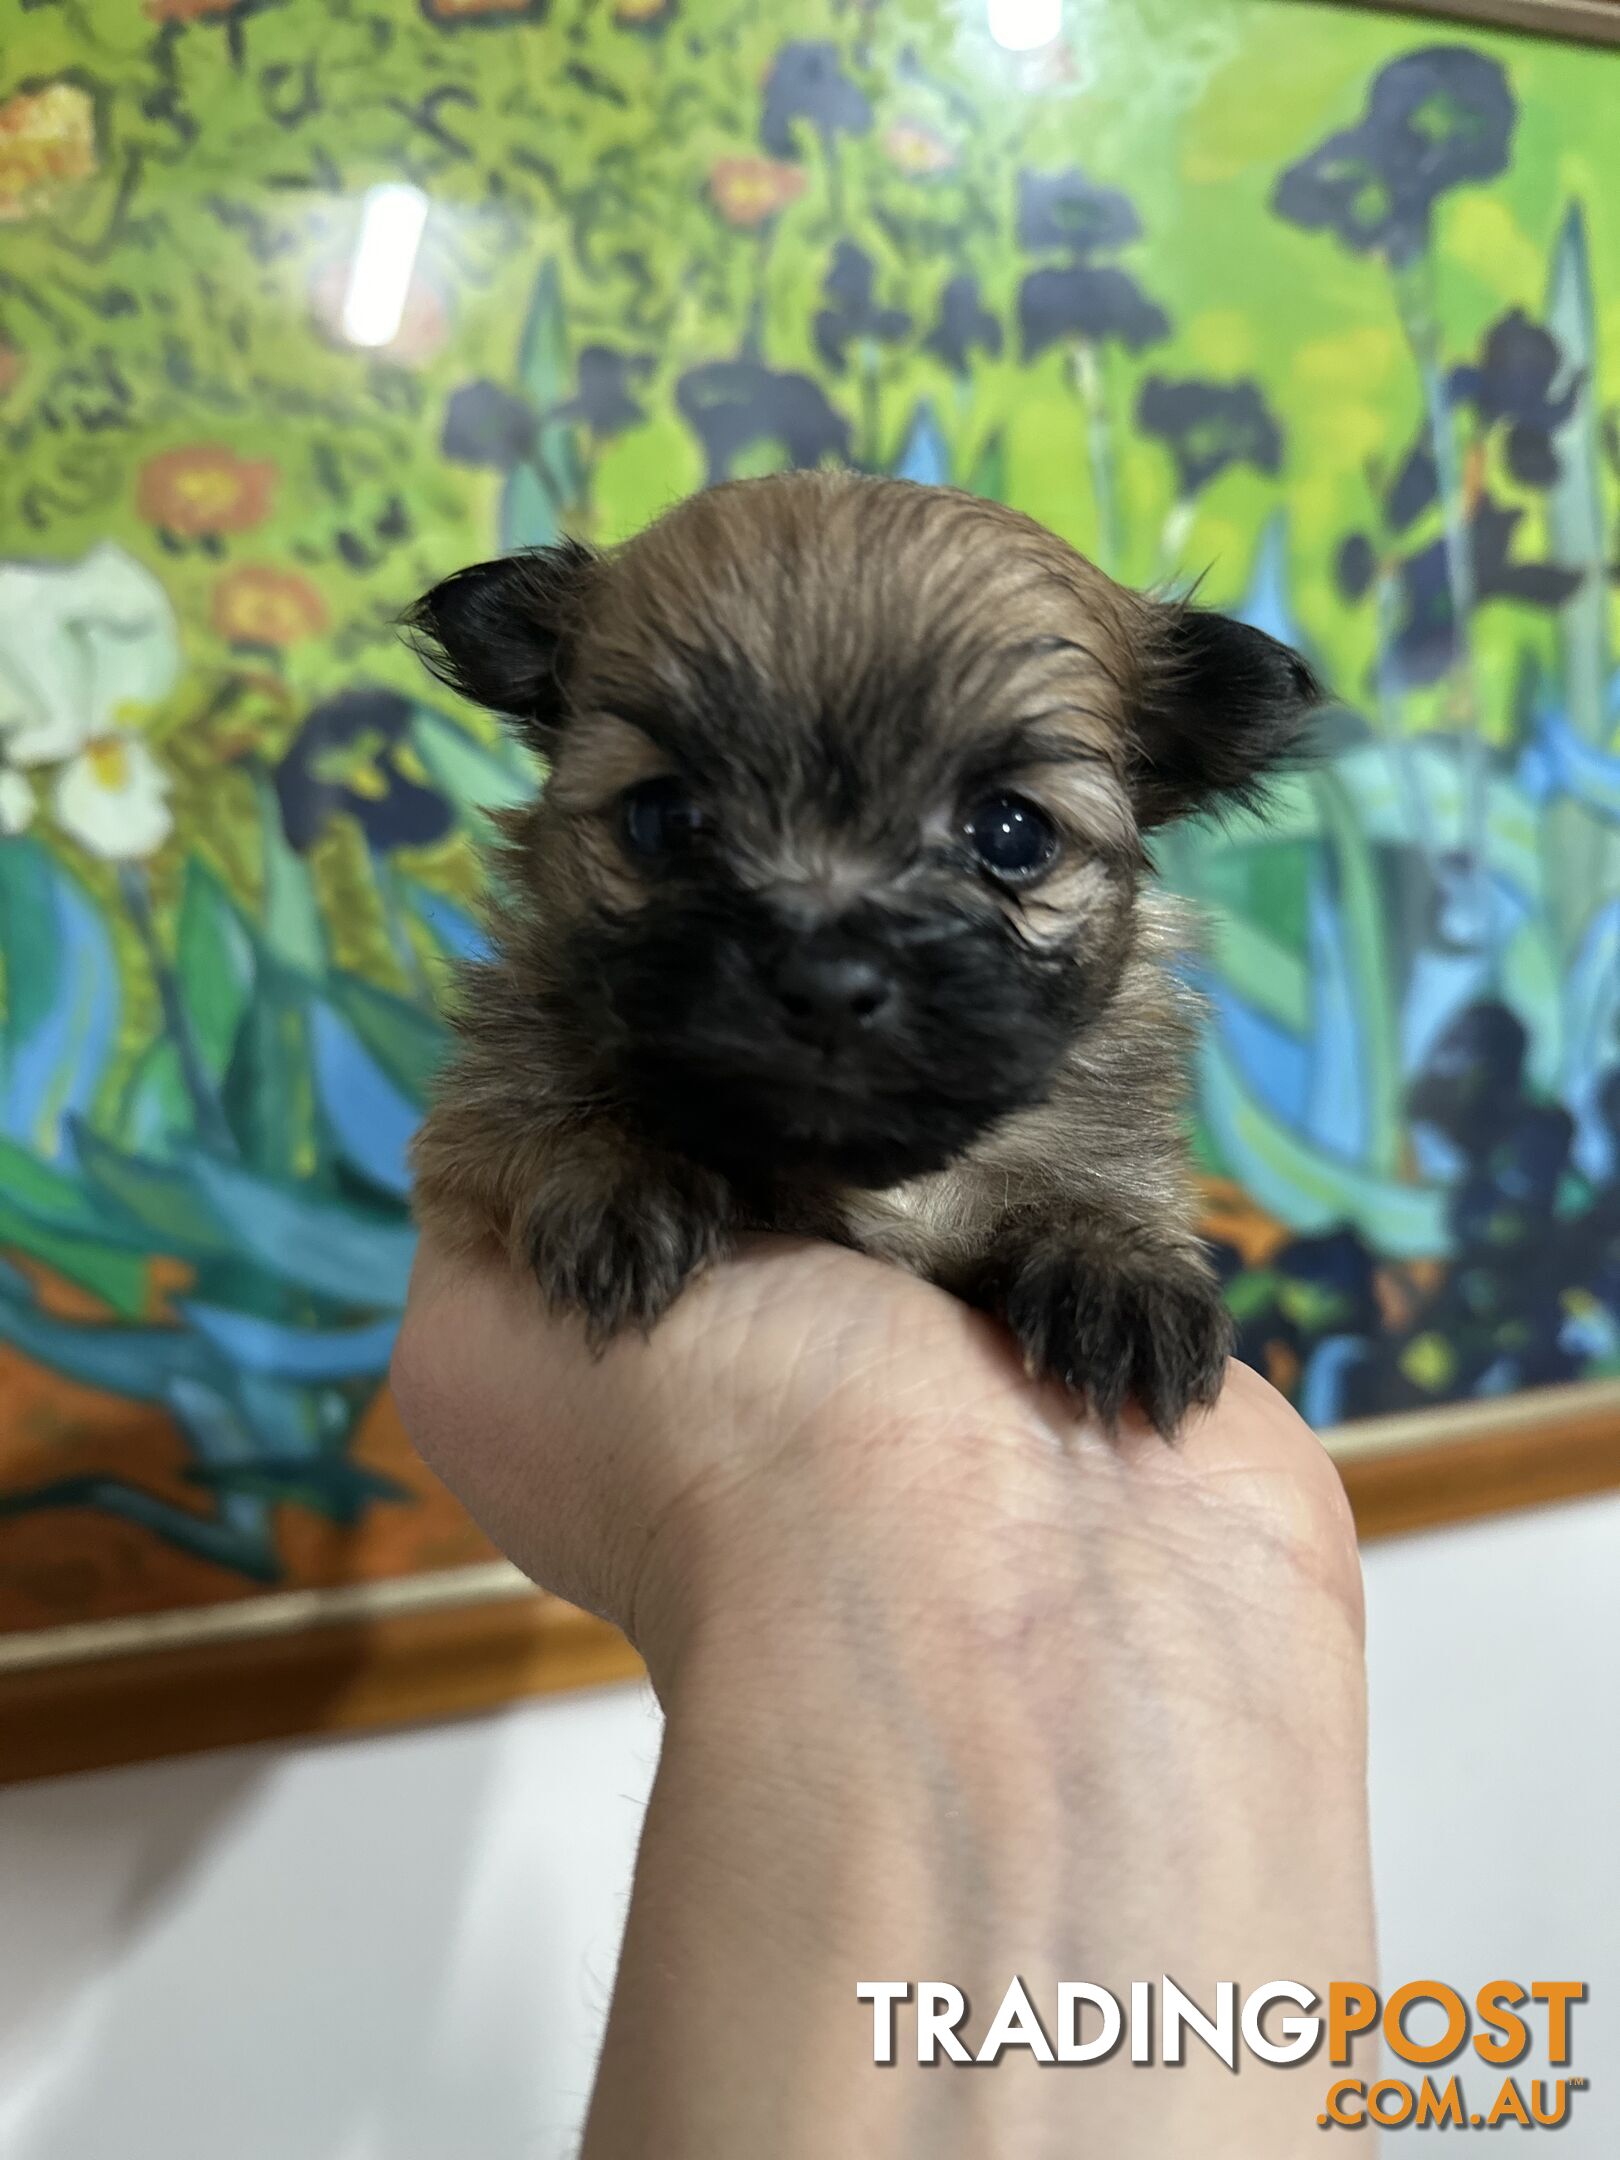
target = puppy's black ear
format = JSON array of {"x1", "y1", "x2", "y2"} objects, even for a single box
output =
[
  {"x1": 1130, "y1": 605, "x2": 1322, "y2": 828},
  {"x1": 404, "y1": 540, "x2": 596, "y2": 750}
]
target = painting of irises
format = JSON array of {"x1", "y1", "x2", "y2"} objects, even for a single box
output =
[{"x1": 2, "y1": 0, "x2": 1617, "y2": 1631}]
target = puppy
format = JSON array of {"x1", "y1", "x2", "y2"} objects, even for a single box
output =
[{"x1": 405, "y1": 473, "x2": 1319, "y2": 1433}]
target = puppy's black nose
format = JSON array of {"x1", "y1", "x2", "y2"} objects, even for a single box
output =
[{"x1": 775, "y1": 947, "x2": 895, "y2": 1039}]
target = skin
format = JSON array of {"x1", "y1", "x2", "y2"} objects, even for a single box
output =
[{"x1": 392, "y1": 1232, "x2": 1377, "y2": 2159}]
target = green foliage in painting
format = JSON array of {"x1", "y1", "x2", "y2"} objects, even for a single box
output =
[{"x1": 1, "y1": 0, "x2": 1617, "y2": 1581}]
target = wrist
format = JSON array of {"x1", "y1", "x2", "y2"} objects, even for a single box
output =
[
  {"x1": 597, "y1": 1377, "x2": 1374, "y2": 2160},
  {"x1": 632, "y1": 1358, "x2": 1361, "y2": 1720},
  {"x1": 644, "y1": 1437, "x2": 1374, "y2": 2051}
]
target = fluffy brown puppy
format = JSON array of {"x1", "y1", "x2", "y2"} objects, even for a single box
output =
[{"x1": 405, "y1": 472, "x2": 1320, "y2": 1434}]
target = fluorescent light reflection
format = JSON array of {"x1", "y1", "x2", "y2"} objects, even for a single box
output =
[
  {"x1": 340, "y1": 183, "x2": 429, "y2": 349},
  {"x1": 987, "y1": 0, "x2": 1062, "y2": 51}
]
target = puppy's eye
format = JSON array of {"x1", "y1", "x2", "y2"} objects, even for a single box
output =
[
  {"x1": 963, "y1": 792, "x2": 1058, "y2": 884},
  {"x1": 621, "y1": 777, "x2": 708, "y2": 859}
]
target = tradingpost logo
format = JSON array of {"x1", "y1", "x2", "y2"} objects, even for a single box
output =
[
  {"x1": 858, "y1": 1976, "x2": 1588, "y2": 2129},
  {"x1": 1318, "y1": 1981, "x2": 1586, "y2": 2131}
]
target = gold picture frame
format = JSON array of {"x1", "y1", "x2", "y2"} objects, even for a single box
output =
[{"x1": 5, "y1": 1380, "x2": 1618, "y2": 1784}]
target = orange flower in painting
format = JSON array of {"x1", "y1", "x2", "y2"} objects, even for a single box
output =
[
  {"x1": 137, "y1": 445, "x2": 278, "y2": 539},
  {"x1": 143, "y1": 0, "x2": 245, "y2": 18},
  {"x1": 211, "y1": 566, "x2": 329, "y2": 650},
  {"x1": 0, "y1": 345, "x2": 23, "y2": 400},
  {"x1": 308, "y1": 259, "x2": 450, "y2": 366},
  {"x1": 709, "y1": 156, "x2": 806, "y2": 230},
  {"x1": 380, "y1": 277, "x2": 449, "y2": 365},
  {"x1": 882, "y1": 122, "x2": 956, "y2": 178},
  {"x1": 0, "y1": 82, "x2": 97, "y2": 222},
  {"x1": 420, "y1": 0, "x2": 542, "y2": 21},
  {"x1": 613, "y1": 0, "x2": 674, "y2": 23}
]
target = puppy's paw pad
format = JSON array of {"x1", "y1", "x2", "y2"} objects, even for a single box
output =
[
  {"x1": 527, "y1": 1171, "x2": 730, "y2": 1343},
  {"x1": 1004, "y1": 1247, "x2": 1232, "y2": 1438}
]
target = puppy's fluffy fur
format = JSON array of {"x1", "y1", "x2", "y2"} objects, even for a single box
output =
[{"x1": 406, "y1": 473, "x2": 1319, "y2": 1432}]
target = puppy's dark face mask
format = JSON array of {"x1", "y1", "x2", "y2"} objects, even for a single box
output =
[
  {"x1": 566, "y1": 820, "x2": 1097, "y2": 1190},
  {"x1": 408, "y1": 476, "x2": 1317, "y2": 1191}
]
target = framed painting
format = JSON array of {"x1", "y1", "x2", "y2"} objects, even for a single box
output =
[{"x1": 2, "y1": 0, "x2": 1617, "y2": 1780}]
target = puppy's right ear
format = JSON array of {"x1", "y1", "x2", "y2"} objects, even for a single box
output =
[{"x1": 404, "y1": 540, "x2": 596, "y2": 751}]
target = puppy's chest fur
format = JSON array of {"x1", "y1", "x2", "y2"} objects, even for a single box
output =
[{"x1": 816, "y1": 890, "x2": 1198, "y2": 1275}]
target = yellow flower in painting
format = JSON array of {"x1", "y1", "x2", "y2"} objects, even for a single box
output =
[
  {"x1": 137, "y1": 445, "x2": 278, "y2": 540},
  {"x1": 882, "y1": 122, "x2": 955, "y2": 178},
  {"x1": 0, "y1": 82, "x2": 97, "y2": 223},
  {"x1": 709, "y1": 156, "x2": 806, "y2": 230},
  {"x1": 211, "y1": 565, "x2": 329, "y2": 650}
]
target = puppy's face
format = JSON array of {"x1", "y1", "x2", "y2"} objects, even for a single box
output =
[{"x1": 410, "y1": 475, "x2": 1317, "y2": 1188}]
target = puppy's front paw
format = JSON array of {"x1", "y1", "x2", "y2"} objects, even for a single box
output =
[
  {"x1": 1000, "y1": 1238, "x2": 1233, "y2": 1438},
  {"x1": 526, "y1": 1162, "x2": 732, "y2": 1346}
]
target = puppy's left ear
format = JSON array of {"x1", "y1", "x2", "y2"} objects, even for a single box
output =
[
  {"x1": 1129, "y1": 604, "x2": 1322, "y2": 828},
  {"x1": 403, "y1": 540, "x2": 597, "y2": 752}
]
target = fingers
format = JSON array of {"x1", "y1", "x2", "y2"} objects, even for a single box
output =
[{"x1": 388, "y1": 1230, "x2": 951, "y2": 1624}]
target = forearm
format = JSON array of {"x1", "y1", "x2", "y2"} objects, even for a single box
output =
[{"x1": 582, "y1": 1428, "x2": 1375, "y2": 2158}]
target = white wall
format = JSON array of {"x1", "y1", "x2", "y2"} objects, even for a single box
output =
[
  {"x1": 0, "y1": 1686, "x2": 662, "y2": 2160},
  {"x1": 1364, "y1": 1494, "x2": 1619, "y2": 2148},
  {"x1": 3, "y1": 1494, "x2": 1617, "y2": 2160}
]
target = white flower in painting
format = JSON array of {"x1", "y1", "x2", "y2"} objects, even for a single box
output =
[
  {"x1": 0, "y1": 541, "x2": 182, "y2": 767},
  {"x1": 0, "y1": 767, "x2": 35, "y2": 835},
  {"x1": 52, "y1": 731, "x2": 174, "y2": 861}
]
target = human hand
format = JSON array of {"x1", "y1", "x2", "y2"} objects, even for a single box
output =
[
  {"x1": 392, "y1": 1233, "x2": 1374, "y2": 2158},
  {"x1": 391, "y1": 1229, "x2": 1362, "y2": 1688}
]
